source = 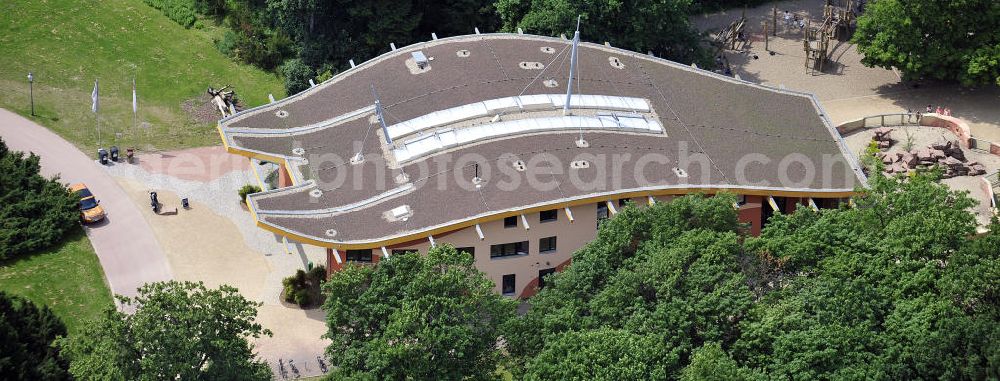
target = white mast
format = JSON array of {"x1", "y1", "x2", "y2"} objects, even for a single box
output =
[
  {"x1": 370, "y1": 84, "x2": 392, "y2": 145},
  {"x1": 563, "y1": 16, "x2": 581, "y2": 116}
]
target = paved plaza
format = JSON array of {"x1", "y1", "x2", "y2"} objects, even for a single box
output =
[{"x1": 101, "y1": 147, "x2": 329, "y2": 378}]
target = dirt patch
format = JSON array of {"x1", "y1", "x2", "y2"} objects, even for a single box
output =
[{"x1": 181, "y1": 93, "x2": 246, "y2": 124}]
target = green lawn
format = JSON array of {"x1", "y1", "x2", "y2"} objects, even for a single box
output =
[
  {"x1": 0, "y1": 0, "x2": 284, "y2": 153},
  {"x1": 0, "y1": 230, "x2": 113, "y2": 334}
]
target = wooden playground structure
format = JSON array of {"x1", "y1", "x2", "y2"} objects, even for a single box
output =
[
  {"x1": 803, "y1": 0, "x2": 857, "y2": 73},
  {"x1": 714, "y1": 13, "x2": 749, "y2": 52}
]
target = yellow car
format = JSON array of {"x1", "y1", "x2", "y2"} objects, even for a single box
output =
[{"x1": 70, "y1": 183, "x2": 106, "y2": 223}]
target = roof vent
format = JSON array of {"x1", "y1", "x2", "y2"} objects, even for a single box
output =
[
  {"x1": 570, "y1": 160, "x2": 590, "y2": 169},
  {"x1": 395, "y1": 172, "x2": 410, "y2": 184},
  {"x1": 519, "y1": 61, "x2": 544, "y2": 70},
  {"x1": 543, "y1": 79, "x2": 559, "y2": 88},
  {"x1": 275, "y1": 110, "x2": 289, "y2": 118},
  {"x1": 292, "y1": 147, "x2": 305, "y2": 156},
  {"x1": 672, "y1": 167, "x2": 688, "y2": 178},
  {"x1": 412, "y1": 51, "x2": 429, "y2": 69},
  {"x1": 540, "y1": 46, "x2": 555, "y2": 54},
  {"x1": 609, "y1": 56, "x2": 625, "y2": 69},
  {"x1": 406, "y1": 51, "x2": 432, "y2": 74},
  {"x1": 309, "y1": 189, "x2": 323, "y2": 198},
  {"x1": 324, "y1": 229, "x2": 337, "y2": 237},
  {"x1": 387, "y1": 205, "x2": 413, "y2": 221},
  {"x1": 350, "y1": 152, "x2": 365, "y2": 165},
  {"x1": 512, "y1": 160, "x2": 526, "y2": 171},
  {"x1": 456, "y1": 49, "x2": 471, "y2": 58}
]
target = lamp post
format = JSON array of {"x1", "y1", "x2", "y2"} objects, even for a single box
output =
[{"x1": 27, "y1": 72, "x2": 35, "y2": 117}]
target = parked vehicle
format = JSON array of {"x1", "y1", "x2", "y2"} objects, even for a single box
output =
[{"x1": 70, "y1": 183, "x2": 105, "y2": 223}]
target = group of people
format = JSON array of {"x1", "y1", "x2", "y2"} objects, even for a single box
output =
[
  {"x1": 783, "y1": 11, "x2": 806, "y2": 32},
  {"x1": 928, "y1": 104, "x2": 953, "y2": 116},
  {"x1": 906, "y1": 105, "x2": 954, "y2": 123}
]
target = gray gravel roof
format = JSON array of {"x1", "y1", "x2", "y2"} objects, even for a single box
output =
[{"x1": 219, "y1": 33, "x2": 865, "y2": 246}]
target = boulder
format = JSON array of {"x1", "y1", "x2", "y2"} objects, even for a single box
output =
[{"x1": 942, "y1": 156, "x2": 962, "y2": 167}]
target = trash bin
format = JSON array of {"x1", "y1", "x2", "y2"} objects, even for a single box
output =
[
  {"x1": 110, "y1": 146, "x2": 120, "y2": 162},
  {"x1": 97, "y1": 148, "x2": 108, "y2": 165}
]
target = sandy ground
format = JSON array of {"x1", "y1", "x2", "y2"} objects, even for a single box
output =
[
  {"x1": 692, "y1": 0, "x2": 1000, "y2": 142},
  {"x1": 117, "y1": 179, "x2": 270, "y2": 298},
  {"x1": 843, "y1": 126, "x2": 999, "y2": 226},
  {"x1": 694, "y1": 0, "x2": 1000, "y2": 226}
]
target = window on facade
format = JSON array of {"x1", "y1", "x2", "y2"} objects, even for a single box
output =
[
  {"x1": 345, "y1": 249, "x2": 373, "y2": 262},
  {"x1": 597, "y1": 202, "x2": 610, "y2": 229},
  {"x1": 538, "y1": 268, "x2": 556, "y2": 289},
  {"x1": 618, "y1": 198, "x2": 629, "y2": 208},
  {"x1": 539, "y1": 209, "x2": 558, "y2": 223},
  {"x1": 502, "y1": 274, "x2": 516, "y2": 295},
  {"x1": 391, "y1": 249, "x2": 416, "y2": 256},
  {"x1": 456, "y1": 247, "x2": 475, "y2": 259},
  {"x1": 539, "y1": 236, "x2": 557, "y2": 253},
  {"x1": 490, "y1": 241, "x2": 529, "y2": 258},
  {"x1": 737, "y1": 194, "x2": 747, "y2": 206},
  {"x1": 503, "y1": 216, "x2": 518, "y2": 228}
]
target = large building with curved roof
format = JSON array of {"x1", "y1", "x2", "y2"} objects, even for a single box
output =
[{"x1": 219, "y1": 33, "x2": 865, "y2": 297}]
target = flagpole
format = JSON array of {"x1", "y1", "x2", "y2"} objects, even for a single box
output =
[
  {"x1": 132, "y1": 77, "x2": 138, "y2": 150},
  {"x1": 92, "y1": 79, "x2": 101, "y2": 148}
]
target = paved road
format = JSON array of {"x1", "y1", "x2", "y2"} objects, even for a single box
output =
[{"x1": 0, "y1": 108, "x2": 172, "y2": 298}]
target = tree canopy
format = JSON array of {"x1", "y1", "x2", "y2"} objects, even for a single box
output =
[
  {"x1": 502, "y1": 174, "x2": 1000, "y2": 379},
  {"x1": 323, "y1": 245, "x2": 517, "y2": 380},
  {"x1": 60, "y1": 281, "x2": 272, "y2": 381},
  {"x1": 853, "y1": 0, "x2": 1000, "y2": 86},
  {"x1": 495, "y1": 0, "x2": 711, "y2": 65},
  {"x1": 0, "y1": 292, "x2": 71, "y2": 380},
  {"x1": 0, "y1": 138, "x2": 79, "y2": 260}
]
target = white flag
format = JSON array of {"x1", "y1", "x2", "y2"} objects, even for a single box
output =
[
  {"x1": 91, "y1": 80, "x2": 99, "y2": 113},
  {"x1": 132, "y1": 79, "x2": 137, "y2": 114}
]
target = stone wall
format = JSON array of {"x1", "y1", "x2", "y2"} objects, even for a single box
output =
[{"x1": 920, "y1": 114, "x2": 973, "y2": 148}]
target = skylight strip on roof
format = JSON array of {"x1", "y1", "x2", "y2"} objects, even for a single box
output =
[
  {"x1": 391, "y1": 115, "x2": 663, "y2": 163},
  {"x1": 385, "y1": 94, "x2": 650, "y2": 140}
]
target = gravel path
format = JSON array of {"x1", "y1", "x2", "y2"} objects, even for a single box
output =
[{"x1": 0, "y1": 108, "x2": 172, "y2": 298}]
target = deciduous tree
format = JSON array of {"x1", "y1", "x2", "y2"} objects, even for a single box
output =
[
  {"x1": 853, "y1": 0, "x2": 1000, "y2": 86},
  {"x1": 60, "y1": 281, "x2": 271, "y2": 381},
  {"x1": 495, "y1": 0, "x2": 711, "y2": 65},
  {"x1": 323, "y1": 245, "x2": 517, "y2": 380}
]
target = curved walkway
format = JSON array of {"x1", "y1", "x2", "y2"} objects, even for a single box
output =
[{"x1": 0, "y1": 108, "x2": 172, "y2": 298}]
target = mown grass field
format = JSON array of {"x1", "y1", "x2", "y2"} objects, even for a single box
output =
[
  {"x1": 0, "y1": 0, "x2": 284, "y2": 153},
  {"x1": 0, "y1": 230, "x2": 113, "y2": 334}
]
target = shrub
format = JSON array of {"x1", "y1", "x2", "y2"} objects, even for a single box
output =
[
  {"x1": 142, "y1": 0, "x2": 197, "y2": 28},
  {"x1": 280, "y1": 58, "x2": 315, "y2": 95},
  {"x1": 238, "y1": 184, "x2": 261, "y2": 203},
  {"x1": 215, "y1": 30, "x2": 237, "y2": 56},
  {"x1": 0, "y1": 138, "x2": 79, "y2": 260},
  {"x1": 282, "y1": 266, "x2": 326, "y2": 308}
]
